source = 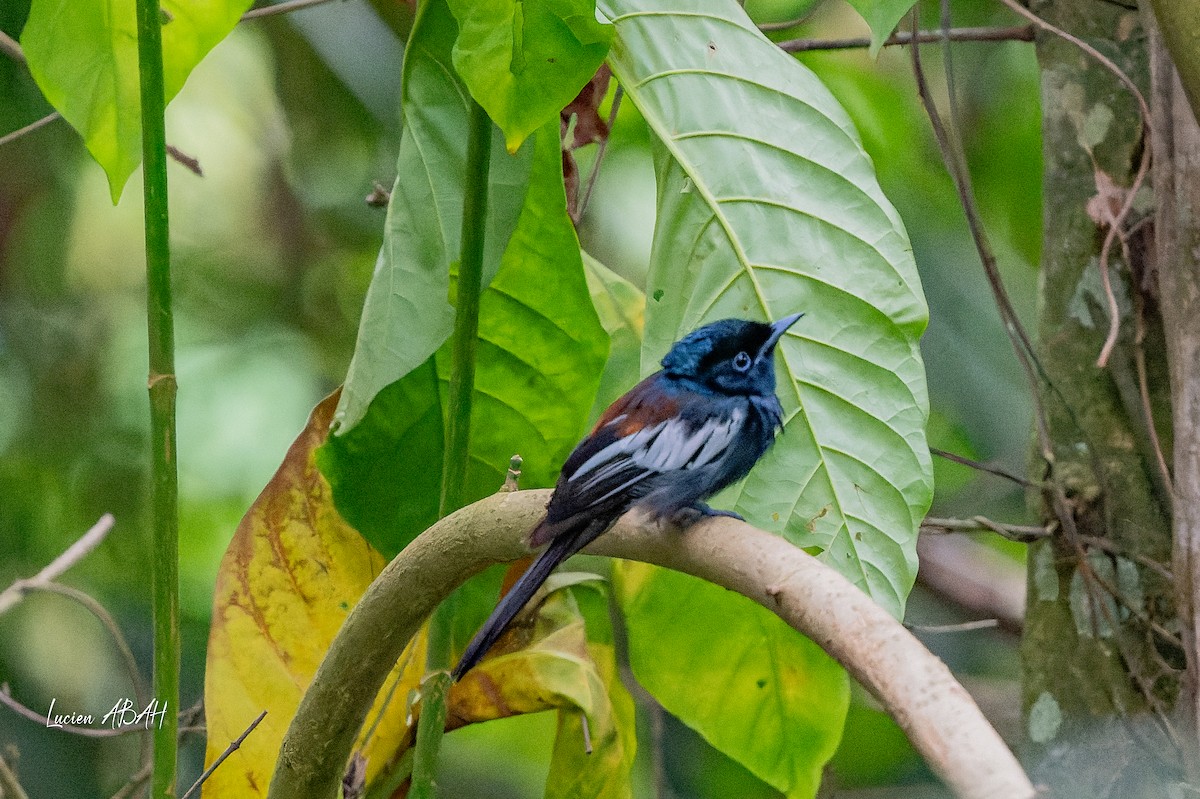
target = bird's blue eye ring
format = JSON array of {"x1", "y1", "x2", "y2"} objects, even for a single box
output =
[{"x1": 732, "y1": 351, "x2": 752, "y2": 372}]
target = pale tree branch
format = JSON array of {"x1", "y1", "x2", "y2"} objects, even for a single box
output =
[
  {"x1": 268, "y1": 489, "x2": 1033, "y2": 799},
  {"x1": 0, "y1": 514, "x2": 115, "y2": 615}
]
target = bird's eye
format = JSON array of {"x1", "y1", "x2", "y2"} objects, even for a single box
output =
[{"x1": 732, "y1": 351, "x2": 752, "y2": 372}]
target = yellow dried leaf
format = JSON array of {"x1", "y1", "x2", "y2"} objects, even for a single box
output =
[{"x1": 203, "y1": 391, "x2": 424, "y2": 797}]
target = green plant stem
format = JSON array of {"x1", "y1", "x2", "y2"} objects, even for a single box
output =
[
  {"x1": 437, "y1": 97, "x2": 493, "y2": 520},
  {"x1": 409, "y1": 671, "x2": 451, "y2": 799},
  {"x1": 134, "y1": 0, "x2": 179, "y2": 795},
  {"x1": 412, "y1": 98, "x2": 493, "y2": 799}
]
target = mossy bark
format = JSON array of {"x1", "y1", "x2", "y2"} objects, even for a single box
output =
[{"x1": 1023, "y1": 2, "x2": 1183, "y2": 795}]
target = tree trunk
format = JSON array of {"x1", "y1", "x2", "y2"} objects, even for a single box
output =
[
  {"x1": 1023, "y1": 1, "x2": 1184, "y2": 795},
  {"x1": 1145, "y1": 3, "x2": 1200, "y2": 783}
]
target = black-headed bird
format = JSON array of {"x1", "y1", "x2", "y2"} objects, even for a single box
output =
[{"x1": 452, "y1": 313, "x2": 803, "y2": 679}]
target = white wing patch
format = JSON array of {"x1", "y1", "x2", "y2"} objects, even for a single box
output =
[{"x1": 570, "y1": 407, "x2": 746, "y2": 491}]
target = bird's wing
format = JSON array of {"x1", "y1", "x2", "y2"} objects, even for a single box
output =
[{"x1": 531, "y1": 382, "x2": 745, "y2": 546}]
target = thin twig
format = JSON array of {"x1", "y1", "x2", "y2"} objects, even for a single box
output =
[
  {"x1": 0, "y1": 30, "x2": 24, "y2": 63},
  {"x1": 908, "y1": 5, "x2": 1097, "y2": 585},
  {"x1": 0, "y1": 753, "x2": 29, "y2": 799},
  {"x1": 30, "y1": 583, "x2": 149, "y2": 708},
  {"x1": 502, "y1": 453, "x2": 524, "y2": 492},
  {"x1": 0, "y1": 514, "x2": 116, "y2": 614},
  {"x1": 0, "y1": 684, "x2": 127, "y2": 738},
  {"x1": 921, "y1": 516, "x2": 1049, "y2": 542},
  {"x1": 909, "y1": 10, "x2": 1055, "y2": 467},
  {"x1": 647, "y1": 690, "x2": 672, "y2": 799},
  {"x1": 0, "y1": 112, "x2": 62, "y2": 148},
  {"x1": 994, "y1": 0, "x2": 1154, "y2": 369},
  {"x1": 907, "y1": 619, "x2": 1001, "y2": 633},
  {"x1": 166, "y1": 145, "x2": 203, "y2": 177},
  {"x1": 575, "y1": 85, "x2": 623, "y2": 224},
  {"x1": 755, "y1": 2, "x2": 821, "y2": 32},
  {"x1": 580, "y1": 712, "x2": 593, "y2": 755},
  {"x1": 242, "y1": 0, "x2": 343, "y2": 20},
  {"x1": 777, "y1": 24, "x2": 1034, "y2": 53},
  {"x1": 930, "y1": 447, "x2": 1038, "y2": 488},
  {"x1": 179, "y1": 710, "x2": 267, "y2": 799},
  {"x1": 1134, "y1": 309, "x2": 1173, "y2": 499},
  {"x1": 110, "y1": 763, "x2": 151, "y2": 799}
]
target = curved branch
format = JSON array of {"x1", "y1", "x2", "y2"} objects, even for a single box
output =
[{"x1": 268, "y1": 490, "x2": 1033, "y2": 799}]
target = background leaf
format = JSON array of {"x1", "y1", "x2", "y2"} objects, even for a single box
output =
[
  {"x1": 19, "y1": 0, "x2": 253, "y2": 202},
  {"x1": 450, "y1": 584, "x2": 635, "y2": 799},
  {"x1": 616, "y1": 561, "x2": 849, "y2": 798},
  {"x1": 601, "y1": 0, "x2": 931, "y2": 618},
  {"x1": 446, "y1": 0, "x2": 613, "y2": 152},
  {"x1": 322, "y1": 118, "x2": 607, "y2": 578},
  {"x1": 203, "y1": 393, "x2": 422, "y2": 797},
  {"x1": 844, "y1": 0, "x2": 920, "y2": 56},
  {"x1": 332, "y1": 0, "x2": 535, "y2": 434},
  {"x1": 582, "y1": 251, "x2": 645, "y2": 420}
]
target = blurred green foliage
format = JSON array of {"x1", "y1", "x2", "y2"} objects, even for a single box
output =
[{"x1": 0, "y1": 0, "x2": 1037, "y2": 795}]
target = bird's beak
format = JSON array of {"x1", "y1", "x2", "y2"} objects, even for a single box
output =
[{"x1": 760, "y1": 312, "x2": 804, "y2": 357}]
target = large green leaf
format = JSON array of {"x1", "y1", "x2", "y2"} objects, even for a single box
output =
[
  {"x1": 20, "y1": 0, "x2": 252, "y2": 202},
  {"x1": 446, "y1": 0, "x2": 613, "y2": 152},
  {"x1": 601, "y1": 0, "x2": 931, "y2": 618},
  {"x1": 321, "y1": 120, "x2": 608, "y2": 562},
  {"x1": 844, "y1": 0, "x2": 919, "y2": 55},
  {"x1": 332, "y1": 0, "x2": 535, "y2": 434},
  {"x1": 616, "y1": 562, "x2": 849, "y2": 798}
]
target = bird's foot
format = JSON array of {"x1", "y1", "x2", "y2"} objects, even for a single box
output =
[
  {"x1": 669, "y1": 503, "x2": 744, "y2": 527},
  {"x1": 692, "y1": 502, "x2": 744, "y2": 521}
]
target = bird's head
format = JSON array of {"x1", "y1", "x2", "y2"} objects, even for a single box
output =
[{"x1": 660, "y1": 313, "x2": 803, "y2": 396}]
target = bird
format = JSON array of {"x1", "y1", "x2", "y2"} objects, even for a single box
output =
[{"x1": 451, "y1": 312, "x2": 804, "y2": 680}]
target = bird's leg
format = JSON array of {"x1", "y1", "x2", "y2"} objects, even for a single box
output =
[
  {"x1": 669, "y1": 503, "x2": 745, "y2": 527},
  {"x1": 692, "y1": 502, "x2": 745, "y2": 521}
]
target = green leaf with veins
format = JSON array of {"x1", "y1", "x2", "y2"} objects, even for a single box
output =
[
  {"x1": 595, "y1": 0, "x2": 931, "y2": 794},
  {"x1": 602, "y1": 0, "x2": 931, "y2": 618},
  {"x1": 321, "y1": 119, "x2": 607, "y2": 568},
  {"x1": 332, "y1": 0, "x2": 535, "y2": 434}
]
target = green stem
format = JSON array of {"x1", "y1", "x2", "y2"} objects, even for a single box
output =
[
  {"x1": 409, "y1": 671, "x2": 451, "y2": 799},
  {"x1": 437, "y1": 98, "x2": 493, "y2": 520},
  {"x1": 412, "y1": 98, "x2": 493, "y2": 799},
  {"x1": 134, "y1": 0, "x2": 179, "y2": 795}
]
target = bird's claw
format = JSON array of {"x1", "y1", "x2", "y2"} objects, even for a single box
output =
[
  {"x1": 670, "y1": 503, "x2": 744, "y2": 526},
  {"x1": 693, "y1": 502, "x2": 744, "y2": 521}
]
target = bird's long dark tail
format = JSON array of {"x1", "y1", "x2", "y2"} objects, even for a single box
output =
[{"x1": 452, "y1": 520, "x2": 605, "y2": 680}]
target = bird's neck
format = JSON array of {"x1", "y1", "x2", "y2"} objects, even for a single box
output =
[{"x1": 661, "y1": 373, "x2": 721, "y2": 397}]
